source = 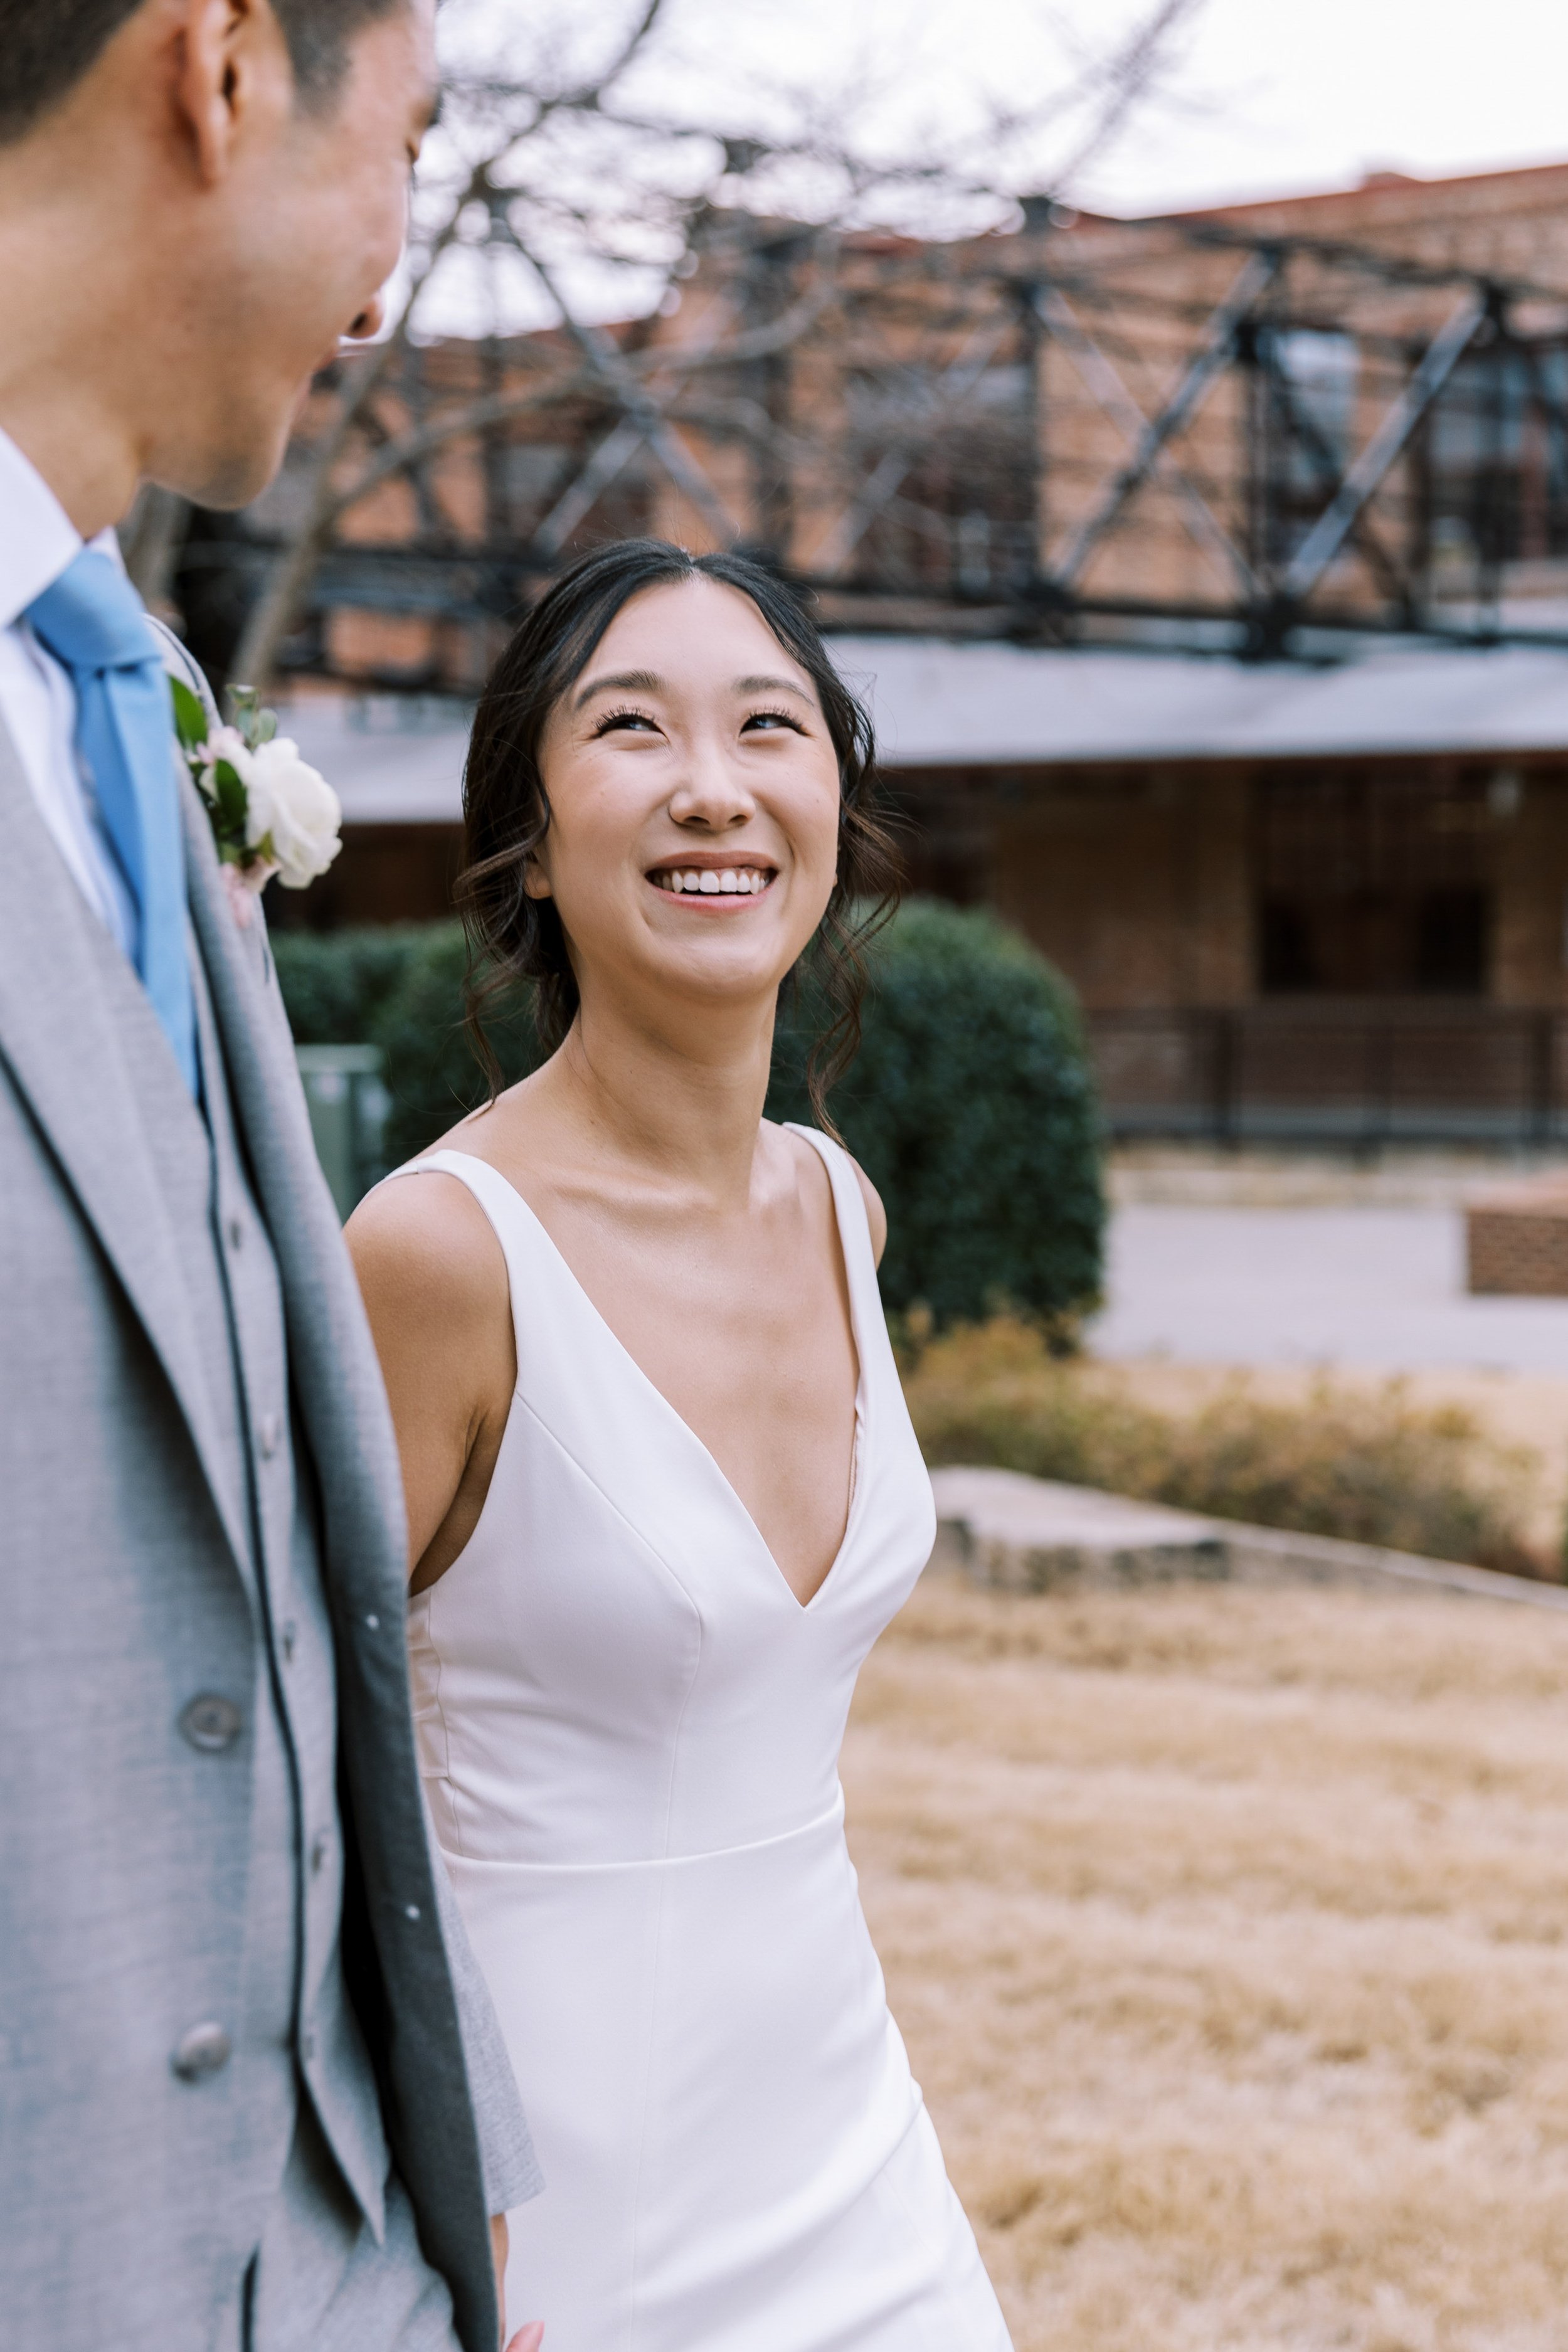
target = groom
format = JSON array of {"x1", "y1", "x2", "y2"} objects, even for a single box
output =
[{"x1": 0, "y1": 4, "x2": 544, "y2": 2349}]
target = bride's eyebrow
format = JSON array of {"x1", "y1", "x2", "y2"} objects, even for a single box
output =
[
  {"x1": 573, "y1": 669, "x2": 663, "y2": 711},
  {"x1": 735, "y1": 675, "x2": 812, "y2": 701}
]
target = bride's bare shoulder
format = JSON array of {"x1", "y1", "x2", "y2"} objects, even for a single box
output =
[{"x1": 345, "y1": 1162, "x2": 508, "y2": 1331}]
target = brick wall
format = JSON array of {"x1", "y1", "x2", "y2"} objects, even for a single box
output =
[{"x1": 1467, "y1": 1179, "x2": 1568, "y2": 1293}]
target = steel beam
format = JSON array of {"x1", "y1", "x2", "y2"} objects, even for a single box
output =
[
  {"x1": 1280, "y1": 293, "x2": 1488, "y2": 603},
  {"x1": 1259, "y1": 347, "x2": 1409, "y2": 609},
  {"x1": 533, "y1": 417, "x2": 649, "y2": 554},
  {"x1": 812, "y1": 314, "x2": 1020, "y2": 580},
  {"x1": 1032, "y1": 281, "x2": 1262, "y2": 600},
  {"x1": 1046, "y1": 250, "x2": 1281, "y2": 590}
]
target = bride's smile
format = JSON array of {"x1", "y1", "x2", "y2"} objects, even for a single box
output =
[{"x1": 645, "y1": 861, "x2": 776, "y2": 899}]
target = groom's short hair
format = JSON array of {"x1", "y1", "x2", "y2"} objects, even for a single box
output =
[{"x1": 0, "y1": 0, "x2": 409, "y2": 146}]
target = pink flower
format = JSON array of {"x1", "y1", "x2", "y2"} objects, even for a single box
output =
[{"x1": 220, "y1": 859, "x2": 277, "y2": 929}]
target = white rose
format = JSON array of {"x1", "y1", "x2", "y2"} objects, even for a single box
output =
[
  {"x1": 196, "y1": 725, "x2": 255, "y2": 801},
  {"x1": 244, "y1": 736, "x2": 342, "y2": 889}
]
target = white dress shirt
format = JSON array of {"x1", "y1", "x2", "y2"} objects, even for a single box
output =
[{"x1": 0, "y1": 425, "x2": 138, "y2": 953}]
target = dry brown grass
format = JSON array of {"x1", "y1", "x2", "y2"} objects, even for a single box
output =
[
  {"x1": 1110, "y1": 1360, "x2": 1568, "y2": 1563},
  {"x1": 903, "y1": 1321, "x2": 1554, "y2": 1577},
  {"x1": 845, "y1": 1571, "x2": 1568, "y2": 2351}
]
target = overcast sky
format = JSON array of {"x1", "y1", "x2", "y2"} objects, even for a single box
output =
[
  {"x1": 460, "y1": 0, "x2": 1568, "y2": 216},
  {"x1": 418, "y1": 0, "x2": 1568, "y2": 335},
  {"x1": 1077, "y1": 0, "x2": 1568, "y2": 213}
]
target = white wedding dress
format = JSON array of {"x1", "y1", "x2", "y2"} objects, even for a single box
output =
[{"x1": 399, "y1": 1129, "x2": 1012, "y2": 2352}]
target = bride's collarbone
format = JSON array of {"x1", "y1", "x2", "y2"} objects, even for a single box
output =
[{"x1": 526, "y1": 1187, "x2": 862, "y2": 1601}]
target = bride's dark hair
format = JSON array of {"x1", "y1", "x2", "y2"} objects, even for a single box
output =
[{"x1": 457, "y1": 538, "x2": 901, "y2": 1128}]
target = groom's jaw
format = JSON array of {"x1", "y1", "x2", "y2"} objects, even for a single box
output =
[{"x1": 0, "y1": 0, "x2": 436, "y2": 533}]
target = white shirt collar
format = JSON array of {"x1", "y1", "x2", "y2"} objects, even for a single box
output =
[{"x1": 0, "y1": 423, "x2": 127, "y2": 632}]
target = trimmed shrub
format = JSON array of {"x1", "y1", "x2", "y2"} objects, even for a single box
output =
[
  {"x1": 273, "y1": 901, "x2": 1108, "y2": 1328},
  {"x1": 270, "y1": 924, "x2": 430, "y2": 1048},
  {"x1": 768, "y1": 901, "x2": 1105, "y2": 1329},
  {"x1": 274, "y1": 921, "x2": 544, "y2": 1170},
  {"x1": 371, "y1": 923, "x2": 544, "y2": 1168},
  {"x1": 904, "y1": 1316, "x2": 1550, "y2": 1577}
]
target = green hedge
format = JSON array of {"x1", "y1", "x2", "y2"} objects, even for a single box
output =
[
  {"x1": 768, "y1": 902, "x2": 1104, "y2": 1327},
  {"x1": 273, "y1": 899, "x2": 1104, "y2": 1323},
  {"x1": 275, "y1": 921, "x2": 542, "y2": 1170}
]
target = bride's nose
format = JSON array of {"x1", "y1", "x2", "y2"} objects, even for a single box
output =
[{"x1": 668, "y1": 746, "x2": 755, "y2": 832}]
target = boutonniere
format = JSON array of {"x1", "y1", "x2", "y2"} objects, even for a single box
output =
[{"x1": 171, "y1": 678, "x2": 343, "y2": 928}]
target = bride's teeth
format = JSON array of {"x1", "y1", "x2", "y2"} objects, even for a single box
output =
[{"x1": 654, "y1": 866, "x2": 771, "y2": 894}]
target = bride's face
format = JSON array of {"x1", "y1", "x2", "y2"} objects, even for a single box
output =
[{"x1": 529, "y1": 576, "x2": 844, "y2": 1022}]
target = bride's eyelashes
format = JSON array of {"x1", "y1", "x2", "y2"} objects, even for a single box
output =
[
  {"x1": 588, "y1": 702, "x2": 810, "y2": 741},
  {"x1": 740, "y1": 706, "x2": 808, "y2": 736},
  {"x1": 591, "y1": 704, "x2": 660, "y2": 737}
]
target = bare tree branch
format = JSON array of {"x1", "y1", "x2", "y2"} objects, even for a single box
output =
[{"x1": 226, "y1": 0, "x2": 1210, "y2": 687}]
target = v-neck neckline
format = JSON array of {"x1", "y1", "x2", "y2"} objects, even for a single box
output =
[{"x1": 450, "y1": 1130, "x2": 870, "y2": 1616}]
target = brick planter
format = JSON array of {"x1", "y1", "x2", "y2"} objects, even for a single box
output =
[{"x1": 1466, "y1": 1178, "x2": 1568, "y2": 1295}]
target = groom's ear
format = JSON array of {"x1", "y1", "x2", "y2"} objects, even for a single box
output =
[{"x1": 167, "y1": 0, "x2": 292, "y2": 187}]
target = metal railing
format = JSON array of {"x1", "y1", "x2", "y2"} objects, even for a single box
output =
[
  {"x1": 1089, "y1": 1001, "x2": 1568, "y2": 1147},
  {"x1": 295, "y1": 1044, "x2": 391, "y2": 1219}
]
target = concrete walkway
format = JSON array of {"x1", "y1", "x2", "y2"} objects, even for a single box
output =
[
  {"x1": 1090, "y1": 1203, "x2": 1568, "y2": 1373},
  {"x1": 928, "y1": 1464, "x2": 1568, "y2": 1610}
]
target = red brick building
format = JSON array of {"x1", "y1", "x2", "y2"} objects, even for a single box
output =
[{"x1": 233, "y1": 160, "x2": 1568, "y2": 1144}]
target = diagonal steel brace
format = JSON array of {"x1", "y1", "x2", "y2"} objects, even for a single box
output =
[
  {"x1": 1281, "y1": 292, "x2": 1488, "y2": 601},
  {"x1": 1047, "y1": 248, "x2": 1280, "y2": 589},
  {"x1": 813, "y1": 315, "x2": 1020, "y2": 580},
  {"x1": 1031, "y1": 281, "x2": 1262, "y2": 600}
]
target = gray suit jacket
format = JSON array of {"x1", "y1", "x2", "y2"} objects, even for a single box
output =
[{"x1": 0, "y1": 654, "x2": 536, "y2": 2349}]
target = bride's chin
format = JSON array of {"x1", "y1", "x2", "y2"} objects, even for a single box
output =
[{"x1": 622, "y1": 939, "x2": 797, "y2": 1011}]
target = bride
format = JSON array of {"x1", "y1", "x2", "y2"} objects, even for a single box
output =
[{"x1": 347, "y1": 538, "x2": 1013, "y2": 2351}]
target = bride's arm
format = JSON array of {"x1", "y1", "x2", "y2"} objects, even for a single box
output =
[{"x1": 346, "y1": 1172, "x2": 517, "y2": 1590}]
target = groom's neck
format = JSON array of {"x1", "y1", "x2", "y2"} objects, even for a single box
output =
[{"x1": 0, "y1": 147, "x2": 149, "y2": 539}]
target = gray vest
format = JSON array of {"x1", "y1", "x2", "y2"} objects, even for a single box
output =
[{"x1": 76, "y1": 907, "x2": 390, "y2": 2265}]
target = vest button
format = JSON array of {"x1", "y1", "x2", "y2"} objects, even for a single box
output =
[
  {"x1": 179, "y1": 1695, "x2": 243, "y2": 1752},
  {"x1": 171, "y1": 2023, "x2": 231, "y2": 2081}
]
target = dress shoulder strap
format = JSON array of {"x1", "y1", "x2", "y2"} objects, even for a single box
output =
[
  {"x1": 379, "y1": 1148, "x2": 541, "y2": 1358},
  {"x1": 784, "y1": 1125, "x2": 882, "y2": 1313}
]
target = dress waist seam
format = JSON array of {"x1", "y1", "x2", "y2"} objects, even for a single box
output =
[{"x1": 437, "y1": 1788, "x2": 847, "y2": 1877}]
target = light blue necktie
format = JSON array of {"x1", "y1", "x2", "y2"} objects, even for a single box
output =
[{"x1": 26, "y1": 549, "x2": 198, "y2": 1095}]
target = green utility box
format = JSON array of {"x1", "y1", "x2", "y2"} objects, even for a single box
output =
[{"x1": 295, "y1": 1044, "x2": 391, "y2": 1221}]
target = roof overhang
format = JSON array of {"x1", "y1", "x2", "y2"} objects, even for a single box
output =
[{"x1": 278, "y1": 636, "x2": 1568, "y2": 829}]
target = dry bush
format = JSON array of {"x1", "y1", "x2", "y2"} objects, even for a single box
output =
[
  {"x1": 846, "y1": 1574, "x2": 1568, "y2": 2351},
  {"x1": 903, "y1": 1318, "x2": 1548, "y2": 1576}
]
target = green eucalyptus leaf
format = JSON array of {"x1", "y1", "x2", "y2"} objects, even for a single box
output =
[
  {"x1": 169, "y1": 676, "x2": 209, "y2": 752},
  {"x1": 213, "y1": 760, "x2": 248, "y2": 838}
]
